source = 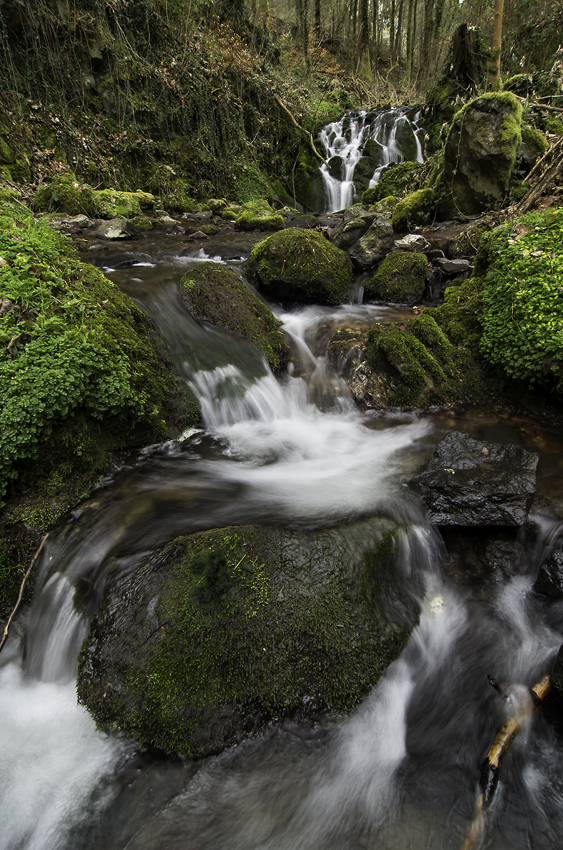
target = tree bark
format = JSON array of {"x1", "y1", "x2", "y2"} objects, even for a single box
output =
[{"x1": 490, "y1": 0, "x2": 505, "y2": 90}]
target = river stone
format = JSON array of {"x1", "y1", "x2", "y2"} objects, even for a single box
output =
[
  {"x1": 181, "y1": 261, "x2": 289, "y2": 370},
  {"x1": 77, "y1": 520, "x2": 416, "y2": 759},
  {"x1": 410, "y1": 432, "x2": 538, "y2": 526},
  {"x1": 95, "y1": 217, "x2": 133, "y2": 240},
  {"x1": 364, "y1": 251, "x2": 428, "y2": 305},
  {"x1": 330, "y1": 206, "x2": 379, "y2": 251},
  {"x1": 437, "y1": 93, "x2": 522, "y2": 219},
  {"x1": 534, "y1": 548, "x2": 563, "y2": 599},
  {"x1": 394, "y1": 234, "x2": 431, "y2": 253},
  {"x1": 244, "y1": 228, "x2": 353, "y2": 306},
  {"x1": 348, "y1": 216, "x2": 394, "y2": 271}
]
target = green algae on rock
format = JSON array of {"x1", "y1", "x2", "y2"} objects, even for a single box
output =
[
  {"x1": 235, "y1": 199, "x2": 285, "y2": 232},
  {"x1": 181, "y1": 262, "x2": 289, "y2": 370},
  {"x1": 244, "y1": 228, "x2": 353, "y2": 305},
  {"x1": 77, "y1": 520, "x2": 413, "y2": 759},
  {"x1": 365, "y1": 252, "x2": 428, "y2": 306}
]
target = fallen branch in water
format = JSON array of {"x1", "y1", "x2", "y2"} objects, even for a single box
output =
[
  {"x1": 461, "y1": 673, "x2": 551, "y2": 850},
  {"x1": 0, "y1": 533, "x2": 49, "y2": 654},
  {"x1": 274, "y1": 95, "x2": 329, "y2": 167}
]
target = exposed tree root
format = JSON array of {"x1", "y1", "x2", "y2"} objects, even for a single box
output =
[{"x1": 0, "y1": 533, "x2": 49, "y2": 654}]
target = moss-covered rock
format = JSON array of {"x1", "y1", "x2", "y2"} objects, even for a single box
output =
[
  {"x1": 0, "y1": 199, "x2": 200, "y2": 610},
  {"x1": 391, "y1": 188, "x2": 435, "y2": 232},
  {"x1": 368, "y1": 195, "x2": 399, "y2": 218},
  {"x1": 244, "y1": 228, "x2": 353, "y2": 305},
  {"x1": 235, "y1": 199, "x2": 285, "y2": 232},
  {"x1": 32, "y1": 173, "x2": 99, "y2": 217},
  {"x1": 365, "y1": 252, "x2": 428, "y2": 305},
  {"x1": 361, "y1": 162, "x2": 423, "y2": 206},
  {"x1": 181, "y1": 262, "x2": 289, "y2": 370},
  {"x1": 93, "y1": 189, "x2": 156, "y2": 219},
  {"x1": 436, "y1": 92, "x2": 522, "y2": 219},
  {"x1": 77, "y1": 519, "x2": 413, "y2": 758},
  {"x1": 518, "y1": 124, "x2": 549, "y2": 172}
]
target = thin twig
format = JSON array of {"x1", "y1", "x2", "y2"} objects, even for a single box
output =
[{"x1": 0, "y1": 533, "x2": 49, "y2": 654}]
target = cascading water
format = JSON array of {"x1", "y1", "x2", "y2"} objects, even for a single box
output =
[
  {"x1": 2, "y1": 242, "x2": 563, "y2": 850},
  {"x1": 319, "y1": 107, "x2": 425, "y2": 213}
]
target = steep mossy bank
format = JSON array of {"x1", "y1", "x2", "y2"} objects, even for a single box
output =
[
  {"x1": 0, "y1": 200, "x2": 199, "y2": 613},
  {"x1": 330, "y1": 206, "x2": 563, "y2": 412},
  {"x1": 77, "y1": 519, "x2": 413, "y2": 758}
]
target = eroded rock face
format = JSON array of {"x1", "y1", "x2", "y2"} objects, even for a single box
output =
[
  {"x1": 77, "y1": 520, "x2": 415, "y2": 758},
  {"x1": 437, "y1": 93, "x2": 522, "y2": 218},
  {"x1": 348, "y1": 216, "x2": 394, "y2": 271},
  {"x1": 410, "y1": 431, "x2": 538, "y2": 526},
  {"x1": 330, "y1": 206, "x2": 380, "y2": 251}
]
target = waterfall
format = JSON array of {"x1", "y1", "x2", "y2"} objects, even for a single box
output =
[
  {"x1": 2, "y1": 244, "x2": 563, "y2": 850},
  {"x1": 319, "y1": 107, "x2": 425, "y2": 213}
]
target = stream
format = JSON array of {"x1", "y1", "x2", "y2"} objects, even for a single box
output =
[{"x1": 2, "y1": 233, "x2": 563, "y2": 849}]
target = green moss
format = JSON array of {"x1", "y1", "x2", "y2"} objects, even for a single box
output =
[
  {"x1": 181, "y1": 261, "x2": 289, "y2": 370},
  {"x1": 365, "y1": 252, "x2": 428, "y2": 305},
  {"x1": 235, "y1": 200, "x2": 285, "y2": 232},
  {"x1": 129, "y1": 214, "x2": 154, "y2": 230},
  {"x1": 0, "y1": 187, "x2": 22, "y2": 203},
  {"x1": 32, "y1": 173, "x2": 99, "y2": 217},
  {"x1": 391, "y1": 189, "x2": 435, "y2": 231},
  {"x1": 77, "y1": 521, "x2": 409, "y2": 758},
  {"x1": 0, "y1": 137, "x2": 14, "y2": 164},
  {"x1": 545, "y1": 116, "x2": 563, "y2": 136},
  {"x1": 233, "y1": 165, "x2": 272, "y2": 204},
  {"x1": 245, "y1": 228, "x2": 353, "y2": 306},
  {"x1": 0, "y1": 202, "x2": 194, "y2": 505},
  {"x1": 476, "y1": 208, "x2": 563, "y2": 388},
  {"x1": 362, "y1": 162, "x2": 423, "y2": 207},
  {"x1": 93, "y1": 189, "x2": 155, "y2": 219}
]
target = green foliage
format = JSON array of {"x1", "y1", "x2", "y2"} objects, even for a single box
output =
[
  {"x1": 0, "y1": 202, "x2": 173, "y2": 504},
  {"x1": 361, "y1": 162, "x2": 423, "y2": 206},
  {"x1": 545, "y1": 116, "x2": 563, "y2": 136},
  {"x1": 478, "y1": 208, "x2": 563, "y2": 388}
]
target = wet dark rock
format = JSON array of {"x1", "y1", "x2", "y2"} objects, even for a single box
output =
[
  {"x1": 410, "y1": 432, "x2": 539, "y2": 526},
  {"x1": 348, "y1": 216, "x2": 394, "y2": 271},
  {"x1": 77, "y1": 519, "x2": 415, "y2": 759},
  {"x1": 534, "y1": 549, "x2": 563, "y2": 599},
  {"x1": 433, "y1": 257, "x2": 472, "y2": 275},
  {"x1": 185, "y1": 230, "x2": 208, "y2": 241},
  {"x1": 330, "y1": 206, "x2": 379, "y2": 251},
  {"x1": 394, "y1": 234, "x2": 431, "y2": 253}
]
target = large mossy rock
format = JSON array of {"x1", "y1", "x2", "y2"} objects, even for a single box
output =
[
  {"x1": 362, "y1": 162, "x2": 423, "y2": 206},
  {"x1": 437, "y1": 93, "x2": 522, "y2": 219},
  {"x1": 410, "y1": 432, "x2": 538, "y2": 526},
  {"x1": 365, "y1": 252, "x2": 428, "y2": 305},
  {"x1": 331, "y1": 206, "x2": 379, "y2": 250},
  {"x1": 391, "y1": 189, "x2": 435, "y2": 232},
  {"x1": 77, "y1": 519, "x2": 414, "y2": 758},
  {"x1": 181, "y1": 262, "x2": 289, "y2": 370},
  {"x1": 244, "y1": 228, "x2": 353, "y2": 305},
  {"x1": 32, "y1": 173, "x2": 100, "y2": 218}
]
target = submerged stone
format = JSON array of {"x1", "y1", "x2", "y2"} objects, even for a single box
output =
[
  {"x1": 77, "y1": 519, "x2": 415, "y2": 759},
  {"x1": 410, "y1": 432, "x2": 538, "y2": 526}
]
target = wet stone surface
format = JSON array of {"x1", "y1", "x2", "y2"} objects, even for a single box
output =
[{"x1": 410, "y1": 431, "x2": 539, "y2": 526}]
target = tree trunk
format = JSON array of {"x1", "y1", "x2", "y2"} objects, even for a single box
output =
[
  {"x1": 405, "y1": 0, "x2": 415, "y2": 84},
  {"x1": 490, "y1": 0, "x2": 504, "y2": 90},
  {"x1": 390, "y1": 0, "x2": 396, "y2": 60}
]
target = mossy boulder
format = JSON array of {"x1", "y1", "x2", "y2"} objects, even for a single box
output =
[
  {"x1": 361, "y1": 162, "x2": 423, "y2": 206},
  {"x1": 331, "y1": 206, "x2": 380, "y2": 251},
  {"x1": 181, "y1": 262, "x2": 289, "y2": 370},
  {"x1": 77, "y1": 519, "x2": 414, "y2": 758},
  {"x1": 365, "y1": 252, "x2": 428, "y2": 305},
  {"x1": 32, "y1": 173, "x2": 99, "y2": 218},
  {"x1": 391, "y1": 188, "x2": 435, "y2": 232},
  {"x1": 518, "y1": 124, "x2": 549, "y2": 172},
  {"x1": 436, "y1": 92, "x2": 522, "y2": 219},
  {"x1": 93, "y1": 189, "x2": 156, "y2": 219},
  {"x1": 235, "y1": 200, "x2": 285, "y2": 232},
  {"x1": 244, "y1": 228, "x2": 353, "y2": 305},
  {"x1": 368, "y1": 195, "x2": 399, "y2": 218}
]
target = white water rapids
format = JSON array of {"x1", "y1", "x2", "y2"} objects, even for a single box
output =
[{"x1": 1, "y1": 249, "x2": 563, "y2": 850}]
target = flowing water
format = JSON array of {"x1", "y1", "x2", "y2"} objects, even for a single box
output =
[
  {"x1": 2, "y1": 237, "x2": 563, "y2": 850},
  {"x1": 319, "y1": 107, "x2": 425, "y2": 213}
]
